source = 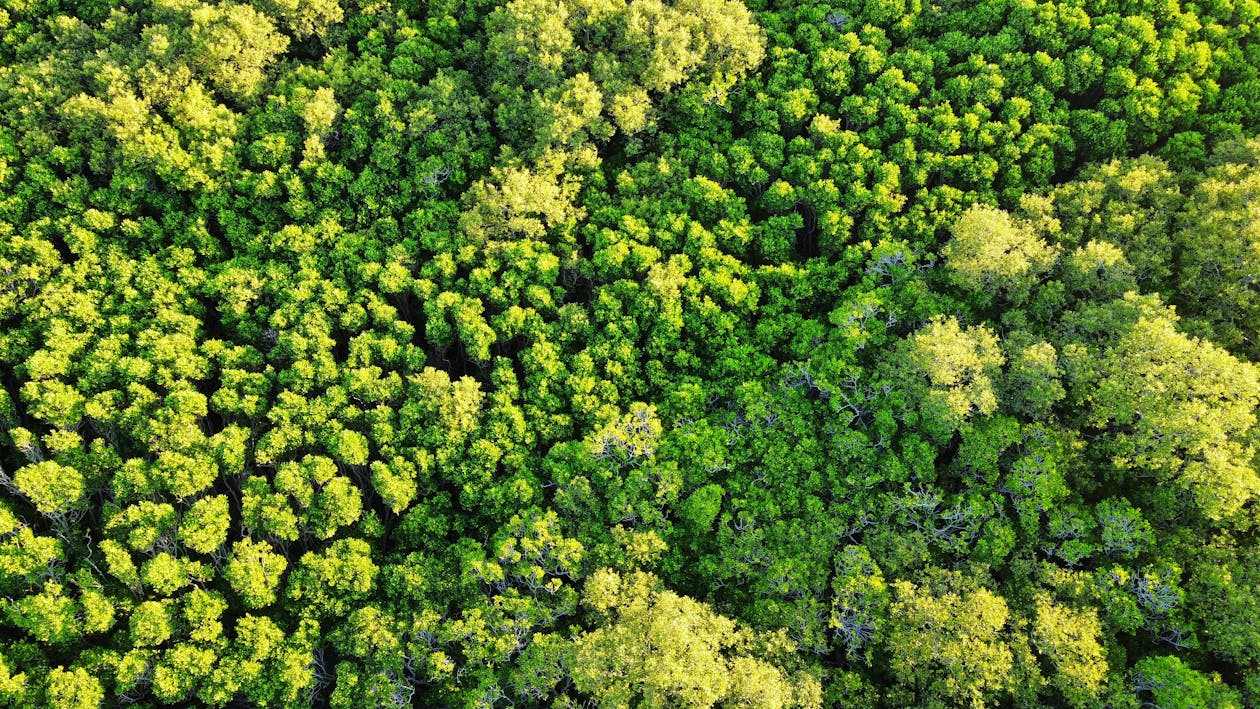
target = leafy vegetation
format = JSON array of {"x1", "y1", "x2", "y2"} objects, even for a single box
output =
[{"x1": 1, "y1": 0, "x2": 1259, "y2": 705}]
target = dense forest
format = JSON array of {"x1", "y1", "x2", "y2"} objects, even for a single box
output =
[{"x1": 1, "y1": 0, "x2": 1259, "y2": 705}]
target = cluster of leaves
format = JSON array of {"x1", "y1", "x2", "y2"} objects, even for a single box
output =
[{"x1": 1, "y1": 0, "x2": 1259, "y2": 705}]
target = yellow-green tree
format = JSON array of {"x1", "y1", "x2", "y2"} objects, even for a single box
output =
[
  {"x1": 891, "y1": 315, "x2": 1005, "y2": 439},
  {"x1": 884, "y1": 569, "x2": 1031, "y2": 708},
  {"x1": 1032, "y1": 594, "x2": 1108, "y2": 707},
  {"x1": 943, "y1": 205, "x2": 1059, "y2": 305},
  {"x1": 1062, "y1": 293, "x2": 1260, "y2": 522},
  {"x1": 571, "y1": 568, "x2": 821, "y2": 708}
]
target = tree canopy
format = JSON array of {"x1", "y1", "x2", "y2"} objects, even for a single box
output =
[{"x1": 2, "y1": 0, "x2": 1260, "y2": 705}]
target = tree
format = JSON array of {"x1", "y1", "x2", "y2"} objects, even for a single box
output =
[
  {"x1": 677, "y1": 483, "x2": 723, "y2": 533},
  {"x1": 999, "y1": 333, "x2": 1066, "y2": 419},
  {"x1": 1043, "y1": 155, "x2": 1182, "y2": 288},
  {"x1": 1032, "y1": 594, "x2": 1108, "y2": 707},
  {"x1": 183, "y1": 589, "x2": 227, "y2": 644},
  {"x1": 0, "y1": 652, "x2": 29, "y2": 705},
  {"x1": 537, "y1": 73, "x2": 608, "y2": 148},
  {"x1": 10, "y1": 461, "x2": 84, "y2": 518},
  {"x1": 484, "y1": 0, "x2": 575, "y2": 90},
  {"x1": 884, "y1": 569, "x2": 1029, "y2": 708},
  {"x1": 187, "y1": 3, "x2": 291, "y2": 102},
  {"x1": 0, "y1": 524, "x2": 64, "y2": 593},
  {"x1": 1061, "y1": 293, "x2": 1260, "y2": 521},
  {"x1": 942, "y1": 205, "x2": 1058, "y2": 306},
  {"x1": 7, "y1": 582, "x2": 88, "y2": 645},
  {"x1": 571, "y1": 568, "x2": 821, "y2": 708},
  {"x1": 130, "y1": 599, "x2": 176, "y2": 648},
  {"x1": 286, "y1": 538, "x2": 377, "y2": 618},
  {"x1": 44, "y1": 666, "x2": 104, "y2": 709},
  {"x1": 1186, "y1": 538, "x2": 1260, "y2": 670},
  {"x1": 177, "y1": 495, "x2": 230, "y2": 555},
  {"x1": 829, "y1": 546, "x2": 888, "y2": 662},
  {"x1": 1131, "y1": 656, "x2": 1242, "y2": 709},
  {"x1": 1094, "y1": 498, "x2": 1153, "y2": 561},
  {"x1": 224, "y1": 540, "x2": 289, "y2": 609},
  {"x1": 259, "y1": 0, "x2": 344, "y2": 40},
  {"x1": 468, "y1": 508, "x2": 584, "y2": 601},
  {"x1": 891, "y1": 315, "x2": 1005, "y2": 439},
  {"x1": 1059, "y1": 241, "x2": 1138, "y2": 302},
  {"x1": 199, "y1": 615, "x2": 319, "y2": 706},
  {"x1": 152, "y1": 644, "x2": 217, "y2": 703},
  {"x1": 273, "y1": 455, "x2": 363, "y2": 540},
  {"x1": 142, "y1": 552, "x2": 207, "y2": 596},
  {"x1": 241, "y1": 477, "x2": 300, "y2": 544},
  {"x1": 458, "y1": 151, "x2": 587, "y2": 242},
  {"x1": 1172, "y1": 141, "x2": 1260, "y2": 358}
]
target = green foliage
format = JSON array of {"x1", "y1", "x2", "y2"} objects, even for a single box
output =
[
  {"x1": 1131, "y1": 656, "x2": 1243, "y2": 709},
  {"x1": 885, "y1": 569, "x2": 1030, "y2": 707},
  {"x1": 891, "y1": 315, "x2": 1005, "y2": 438},
  {"x1": 224, "y1": 540, "x2": 288, "y2": 609},
  {"x1": 177, "y1": 494, "x2": 230, "y2": 554},
  {"x1": 1032, "y1": 594, "x2": 1108, "y2": 707},
  {"x1": 130, "y1": 599, "x2": 176, "y2": 648},
  {"x1": 998, "y1": 333, "x2": 1065, "y2": 419},
  {"x1": 286, "y1": 538, "x2": 377, "y2": 617},
  {"x1": 678, "y1": 483, "x2": 723, "y2": 532},
  {"x1": 10, "y1": 461, "x2": 84, "y2": 516},
  {"x1": 572, "y1": 568, "x2": 821, "y2": 708},
  {"x1": 0, "y1": 0, "x2": 1258, "y2": 703},
  {"x1": 1172, "y1": 138, "x2": 1260, "y2": 358},
  {"x1": 1042, "y1": 155, "x2": 1183, "y2": 287},
  {"x1": 1186, "y1": 537, "x2": 1260, "y2": 669},
  {"x1": 1061, "y1": 293, "x2": 1260, "y2": 521},
  {"x1": 187, "y1": 3, "x2": 291, "y2": 102},
  {"x1": 942, "y1": 205, "x2": 1058, "y2": 306},
  {"x1": 45, "y1": 666, "x2": 103, "y2": 709},
  {"x1": 260, "y1": 0, "x2": 344, "y2": 40}
]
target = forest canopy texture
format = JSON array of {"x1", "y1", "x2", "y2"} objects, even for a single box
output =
[{"x1": 1, "y1": 0, "x2": 1260, "y2": 706}]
